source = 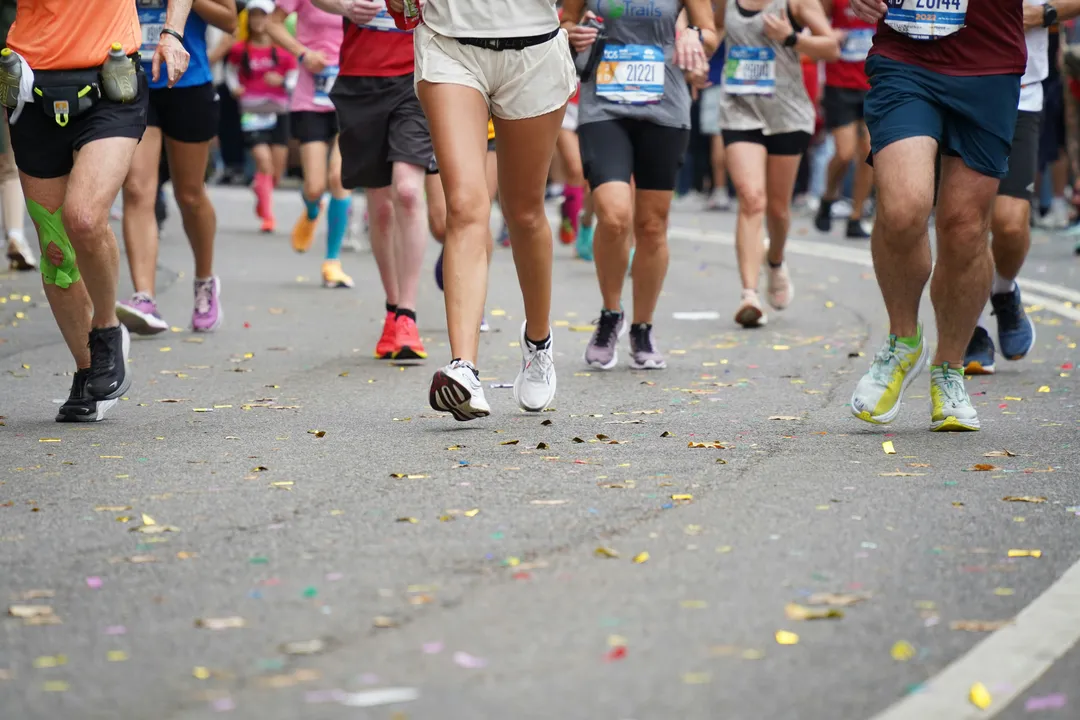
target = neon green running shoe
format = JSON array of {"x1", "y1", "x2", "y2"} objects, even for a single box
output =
[
  {"x1": 850, "y1": 329, "x2": 928, "y2": 424},
  {"x1": 930, "y1": 362, "x2": 980, "y2": 432}
]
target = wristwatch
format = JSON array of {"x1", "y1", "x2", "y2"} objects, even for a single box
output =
[
  {"x1": 783, "y1": 31, "x2": 798, "y2": 48},
  {"x1": 1043, "y1": 3, "x2": 1058, "y2": 28}
]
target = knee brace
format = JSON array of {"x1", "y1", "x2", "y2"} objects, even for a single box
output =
[{"x1": 27, "y1": 199, "x2": 80, "y2": 289}]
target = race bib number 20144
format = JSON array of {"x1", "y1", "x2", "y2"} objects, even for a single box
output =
[{"x1": 884, "y1": 0, "x2": 967, "y2": 40}]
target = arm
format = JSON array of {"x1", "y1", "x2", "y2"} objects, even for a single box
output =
[
  {"x1": 714, "y1": 0, "x2": 727, "y2": 43},
  {"x1": 208, "y1": 32, "x2": 237, "y2": 65},
  {"x1": 267, "y1": 7, "x2": 310, "y2": 59},
  {"x1": 311, "y1": 0, "x2": 349, "y2": 12},
  {"x1": 685, "y1": 0, "x2": 720, "y2": 57},
  {"x1": 193, "y1": 0, "x2": 239, "y2": 33},
  {"x1": 224, "y1": 61, "x2": 243, "y2": 95},
  {"x1": 164, "y1": 0, "x2": 195, "y2": 35},
  {"x1": 560, "y1": 0, "x2": 587, "y2": 29},
  {"x1": 787, "y1": 0, "x2": 842, "y2": 62}
]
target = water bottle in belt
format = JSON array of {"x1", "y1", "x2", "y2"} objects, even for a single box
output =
[
  {"x1": 0, "y1": 48, "x2": 21, "y2": 109},
  {"x1": 101, "y1": 43, "x2": 138, "y2": 103}
]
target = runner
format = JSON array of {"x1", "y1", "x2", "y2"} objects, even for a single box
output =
[
  {"x1": 3, "y1": 0, "x2": 191, "y2": 420},
  {"x1": 565, "y1": 0, "x2": 719, "y2": 370},
  {"x1": 0, "y1": 0, "x2": 33, "y2": 271},
  {"x1": 699, "y1": 44, "x2": 731, "y2": 213},
  {"x1": 964, "y1": 0, "x2": 1080, "y2": 374},
  {"x1": 813, "y1": 0, "x2": 874, "y2": 240},
  {"x1": 557, "y1": 85, "x2": 587, "y2": 254},
  {"x1": 319, "y1": 0, "x2": 433, "y2": 359},
  {"x1": 719, "y1": 0, "x2": 840, "y2": 328},
  {"x1": 117, "y1": 0, "x2": 235, "y2": 337},
  {"x1": 225, "y1": 0, "x2": 297, "y2": 234},
  {"x1": 384, "y1": 0, "x2": 576, "y2": 420},
  {"x1": 267, "y1": 0, "x2": 352, "y2": 289},
  {"x1": 848, "y1": 0, "x2": 1025, "y2": 432}
]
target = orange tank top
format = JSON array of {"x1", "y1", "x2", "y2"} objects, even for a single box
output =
[{"x1": 8, "y1": 0, "x2": 141, "y2": 71}]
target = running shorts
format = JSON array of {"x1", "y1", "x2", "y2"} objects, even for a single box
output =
[
  {"x1": 822, "y1": 86, "x2": 866, "y2": 131},
  {"x1": 864, "y1": 55, "x2": 1020, "y2": 179},
  {"x1": 999, "y1": 110, "x2": 1041, "y2": 200},
  {"x1": 414, "y1": 23, "x2": 576, "y2": 120},
  {"x1": 242, "y1": 113, "x2": 290, "y2": 147},
  {"x1": 11, "y1": 69, "x2": 149, "y2": 179},
  {"x1": 578, "y1": 118, "x2": 689, "y2": 192},
  {"x1": 333, "y1": 74, "x2": 436, "y2": 190},
  {"x1": 148, "y1": 82, "x2": 220, "y2": 144},
  {"x1": 721, "y1": 128, "x2": 810, "y2": 156},
  {"x1": 290, "y1": 110, "x2": 338, "y2": 144},
  {"x1": 1039, "y1": 76, "x2": 1065, "y2": 169}
]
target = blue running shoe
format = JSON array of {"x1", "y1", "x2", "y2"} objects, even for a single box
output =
[
  {"x1": 991, "y1": 284, "x2": 1035, "y2": 361},
  {"x1": 963, "y1": 325, "x2": 996, "y2": 375},
  {"x1": 434, "y1": 248, "x2": 444, "y2": 291},
  {"x1": 576, "y1": 224, "x2": 594, "y2": 261},
  {"x1": 498, "y1": 222, "x2": 511, "y2": 248}
]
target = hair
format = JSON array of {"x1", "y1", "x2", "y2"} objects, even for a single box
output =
[{"x1": 240, "y1": 41, "x2": 279, "y2": 78}]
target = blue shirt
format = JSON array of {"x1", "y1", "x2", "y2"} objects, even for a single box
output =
[{"x1": 139, "y1": 5, "x2": 211, "y2": 89}]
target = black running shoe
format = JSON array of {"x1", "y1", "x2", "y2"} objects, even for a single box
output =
[
  {"x1": 814, "y1": 199, "x2": 833, "y2": 233},
  {"x1": 846, "y1": 218, "x2": 871, "y2": 239},
  {"x1": 85, "y1": 325, "x2": 131, "y2": 400},
  {"x1": 56, "y1": 369, "x2": 119, "y2": 422}
]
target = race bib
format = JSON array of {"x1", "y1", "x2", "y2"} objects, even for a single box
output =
[
  {"x1": 883, "y1": 0, "x2": 967, "y2": 40},
  {"x1": 723, "y1": 46, "x2": 776, "y2": 96},
  {"x1": 138, "y1": 2, "x2": 167, "y2": 55},
  {"x1": 364, "y1": 8, "x2": 408, "y2": 32},
  {"x1": 595, "y1": 45, "x2": 665, "y2": 105},
  {"x1": 840, "y1": 28, "x2": 874, "y2": 62},
  {"x1": 241, "y1": 113, "x2": 278, "y2": 132},
  {"x1": 313, "y1": 65, "x2": 339, "y2": 107}
]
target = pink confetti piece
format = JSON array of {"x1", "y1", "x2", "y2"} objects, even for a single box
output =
[
  {"x1": 86, "y1": 577, "x2": 103, "y2": 589},
  {"x1": 325, "y1": 572, "x2": 343, "y2": 581},
  {"x1": 452, "y1": 651, "x2": 487, "y2": 669},
  {"x1": 1025, "y1": 694, "x2": 1067, "y2": 711},
  {"x1": 211, "y1": 697, "x2": 235, "y2": 712},
  {"x1": 422, "y1": 641, "x2": 444, "y2": 654},
  {"x1": 104, "y1": 625, "x2": 126, "y2": 635}
]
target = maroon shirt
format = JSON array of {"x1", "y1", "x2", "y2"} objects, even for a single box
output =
[{"x1": 871, "y1": 0, "x2": 1026, "y2": 76}]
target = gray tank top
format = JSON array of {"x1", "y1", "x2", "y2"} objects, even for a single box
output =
[{"x1": 719, "y1": 0, "x2": 814, "y2": 135}]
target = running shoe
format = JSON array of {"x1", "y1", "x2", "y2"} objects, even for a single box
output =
[
  {"x1": 434, "y1": 248, "x2": 444, "y2": 291},
  {"x1": 814, "y1": 199, "x2": 833, "y2": 233},
  {"x1": 56, "y1": 369, "x2": 118, "y2": 423},
  {"x1": 430, "y1": 359, "x2": 491, "y2": 421},
  {"x1": 514, "y1": 321, "x2": 556, "y2": 412},
  {"x1": 930, "y1": 362, "x2": 980, "y2": 432},
  {"x1": 576, "y1": 224, "x2": 594, "y2": 261},
  {"x1": 498, "y1": 222, "x2": 510, "y2": 248},
  {"x1": 85, "y1": 324, "x2": 131, "y2": 401},
  {"x1": 375, "y1": 311, "x2": 397, "y2": 359},
  {"x1": 116, "y1": 293, "x2": 169, "y2": 336},
  {"x1": 963, "y1": 326, "x2": 996, "y2": 375},
  {"x1": 706, "y1": 193, "x2": 731, "y2": 212},
  {"x1": 480, "y1": 315, "x2": 490, "y2": 333},
  {"x1": 850, "y1": 330, "x2": 928, "y2": 425},
  {"x1": 291, "y1": 204, "x2": 323, "y2": 253},
  {"x1": 629, "y1": 323, "x2": 666, "y2": 369},
  {"x1": 393, "y1": 315, "x2": 427, "y2": 360},
  {"x1": 321, "y1": 260, "x2": 354, "y2": 289},
  {"x1": 766, "y1": 263, "x2": 794, "y2": 310},
  {"x1": 260, "y1": 215, "x2": 275, "y2": 234},
  {"x1": 6, "y1": 232, "x2": 37, "y2": 271},
  {"x1": 192, "y1": 276, "x2": 223, "y2": 332},
  {"x1": 846, "y1": 218, "x2": 871, "y2": 239},
  {"x1": 559, "y1": 217, "x2": 576, "y2": 246},
  {"x1": 734, "y1": 289, "x2": 767, "y2": 328},
  {"x1": 585, "y1": 309, "x2": 627, "y2": 370},
  {"x1": 990, "y1": 284, "x2": 1036, "y2": 360}
]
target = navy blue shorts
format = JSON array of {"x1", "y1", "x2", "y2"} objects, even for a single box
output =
[{"x1": 864, "y1": 55, "x2": 1021, "y2": 179}]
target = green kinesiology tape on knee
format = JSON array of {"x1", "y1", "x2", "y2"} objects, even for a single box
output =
[{"x1": 27, "y1": 199, "x2": 80, "y2": 289}]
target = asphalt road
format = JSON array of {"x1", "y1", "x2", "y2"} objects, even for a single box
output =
[{"x1": 1, "y1": 187, "x2": 1078, "y2": 720}]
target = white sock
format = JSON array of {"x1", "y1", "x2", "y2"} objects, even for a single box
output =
[
  {"x1": 992, "y1": 272, "x2": 1016, "y2": 295},
  {"x1": 7, "y1": 229, "x2": 23, "y2": 244},
  {"x1": 976, "y1": 314, "x2": 990, "y2": 332}
]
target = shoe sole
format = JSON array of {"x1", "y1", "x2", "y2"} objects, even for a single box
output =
[
  {"x1": 394, "y1": 346, "x2": 428, "y2": 361},
  {"x1": 850, "y1": 341, "x2": 929, "y2": 425},
  {"x1": 429, "y1": 370, "x2": 490, "y2": 421},
  {"x1": 931, "y1": 415, "x2": 981, "y2": 432},
  {"x1": 964, "y1": 360, "x2": 996, "y2": 375},
  {"x1": 1001, "y1": 315, "x2": 1036, "y2": 361},
  {"x1": 514, "y1": 370, "x2": 556, "y2": 412},
  {"x1": 375, "y1": 350, "x2": 395, "y2": 360},
  {"x1": 116, "y1": 304, "x2": 169, "y2": 336},
  {"x1": 323, "y1": 281, "x2": 354, "y2": 289},
  {"x1": 630, "y1": 358, "x2": 667, "y2": 370},
  {"x1": 735, "y1": 305, "x2": 767, "y2": 328},
  {"x1": 192, "y1": 308, "x2": 223, "y2": 333},
  {"x1": 56, "y1": 398, "x2": 117, "y2": 423}
]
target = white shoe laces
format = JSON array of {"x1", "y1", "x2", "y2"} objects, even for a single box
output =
[{"x1": 525, "y1": 345, "x2": 553, "y2": 383}]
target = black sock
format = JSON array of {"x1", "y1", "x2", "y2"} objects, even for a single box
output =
[
  {"x1": 630, "y1": 322, "x2": 651, "y2": 334},
  {"x1": 395, "y1": 308, "x2": 416, "y2": 321},
  {"x1": 525, "y1": 333, "x2": 551, "y2": 350},
  {"x1": 386, "y1": 302, "x2": 398, "y2": 314},
  {"x1": 768, "y1": 259, "x2": 783, "y2": 269}
]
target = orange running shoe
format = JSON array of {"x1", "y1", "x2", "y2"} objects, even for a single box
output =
[
  {"x1": 393, "y1": 315, "x2": 427, "y2": 360},
  {"x1": 321, "y1": 260, "x2": 354, "y2": 289},
  {"x1": 260, "y1": 215, "x2": 275, "y2": 234},
  {"x1": 291, "y1": 203, "x2": 323, "y2": 253},
  {"x1": 375, "y1": 312, "x2": 397, "y2": 359}
]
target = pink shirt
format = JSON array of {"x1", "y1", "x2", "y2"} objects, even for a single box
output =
[
  {"x1": 227, "y1": 43, "x2": 297, "y2": 113},
  {"x1": 276, "y1": 0, "x2": 343, "y2": 113}
]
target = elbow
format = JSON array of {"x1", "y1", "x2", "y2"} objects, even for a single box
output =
[
  {"x1": 221, "y1": 16, "x2": 239, "y2": 34},
  {"x1": 822, "y1": 40, "x2": 841, "y2": 63}
]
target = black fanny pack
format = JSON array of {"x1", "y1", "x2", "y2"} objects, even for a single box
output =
[
  {"x1": 456, "y1": 28, "x2": 559, "y2": 52},
  {"x1": 32, "y1": 68, "x2": 103, "y2": 126}
]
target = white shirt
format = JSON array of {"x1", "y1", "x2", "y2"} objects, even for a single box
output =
[
  {"x1": 1019, "y1": 0, "x2": 1050, "y2": 113},
  {"x1": 421, "y1": 0, "x2": 559, "y2": 38}
]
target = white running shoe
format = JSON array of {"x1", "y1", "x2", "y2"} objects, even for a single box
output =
[
  {"x1": 514, "y1": 321, "x2": 556, "y2": 412},
  {"x1": 6, "y1": 231, "x2": 37, "y2": 271},
  {"x1": 767, "y1": 263, "x2": 794, "y2": 310},
  {"x1": 429, "y1": 359, "x2": 491, "y2": 421}
]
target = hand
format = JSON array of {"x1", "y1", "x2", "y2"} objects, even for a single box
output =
[
  {"x1": 675, "y1": 26, "x2": 707, "y2": 71},
  {"x1": 685, "y1": 66, "x2": 712, "y2": 92},
  {"x1": 264, "y1": 71, "x2": 284, "y2": 87},
  {"x1": 848, "y1": 0, "x2": 886, "y2": 23},
  {"x1": 567, "y1": 11, "x2": 600, "y2": 53},
  {"x1": 1023, "y1": 1, "x2": 1044, "y2": 29},
  {"x1": 763, "y1": 8, "x2": 795, "y2": 43},
  {"x1": 387, "y1": 0, "x2": 404, "y2": 10},
  {"x1": 231, "y1": 85, "x2": 245, "y2": 97},
  {"x1": 152, "y1": 32, "x2": 190, "y2": 87},
  {"x1": 302, "y1": 50, "x2": 328, "y2": 74},
  {"x1": 346, "y1": 0, "x2": 384, "y2": 24}
]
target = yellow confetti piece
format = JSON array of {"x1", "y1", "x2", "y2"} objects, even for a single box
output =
[
  {"x1": 993, "y1": 587, "x2": 1015, "y2": 596},
  {"x1": 891, "y1": 641, "x2": 916, "y2": 661},
  {"x1": 671, "y1": 494, "x2": 693, "y2": 501},
  {"x1": 106, "y1": 651, "x2": 128, "y2": 662},
  {"x1": 1007, "y1": 549, "x2": 1042, "y2": 558},
  {"x1": 505, "y1": 556, "x2": 520, "y2": 567},
  {"x1": 607, "y1": 634, "x2": 627, "y2": 647},
  {"x1": 970, "y1": 682, "x2": 992, "y2": 710},
  {"x1": 159, "y1": 347, "x2": 171, "y2": 352},
  {"x1": 773, "y1": 345, "x2": 790, "y2": 351},
  {"x1": 396, "y1": 517, "x2": 419, "y2": 524},
  {"x1": 1004, "y1": 396, "x2": 1022, "y2": 401},
  {"x1": 681, "y1": 600, "x2": 707, "y2": 609},
  {"x1": 464, "y1": 509, "x2": 480, "y2": 517},
  {"x1": 594, "y1": 547, "x2": 619, "y2": 559},
  {"x1": 882, "y1": 441, "x2": 896, "y2": 455},
  {"x1": 775, "y1": 631, "x2": 799, "y2": 645},
  {"x1": 489, "y1": 309, "x2": 506, "y2": 316},
  {"x1": 1037, "y1": 386, "x2": 1050, "y2": 393},
  {"x1": 193, "y1": 666, "x2": 211, "y2": 680},
  {"x1": 682, "y1": 672, "x2": 711, "y2": 684},
  {"x1": 42, "y1": 681, "x2": 68, "y2": 692},
  {"x1": 825, "y1": 301, "x2": 835, "y2": 308},
  {"x1": 631, "y1": 551, "x2": 649, "y2": 564},
  {"x1": 141, "y1": 514, "x2": 156, "y2": 526},
  {"x1": 39, "y1": 438, "x2": 61, "y2": 443},
  {"x1": 716, "y1": 545, "x2": 733, "y2": 553},
  {"x1": 33, "y1": 654, "x2": 67, "y2": 669}
]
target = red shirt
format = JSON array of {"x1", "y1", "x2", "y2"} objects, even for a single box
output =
[
  {"x1": 227, "y1": 42, "x2": 297, "y2": 106},
  {"x1": 870, "y1": 0, "x2": 1025, "y2": 77},
  {"x1": 826, "y1": 0, "x2": 874, "y2": 90},
  {"x1": 340, "y1": 13, "x2": 414, "y2": 78}
]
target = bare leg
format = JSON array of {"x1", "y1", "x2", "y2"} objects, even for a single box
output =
[
  {"x1": 990, "y1": 195, "x2": 1031, "y2": 281},
  {"x1": 823, "y1": 123, "x2": 856, "y2": 202},
  {"x1": 390, "y1": 162, "x2": 427, "y2": 311},
  {"x1": 851, "y1": 122, "x2": 874, "y2": 220},
  {"x1": 367, "y1": 185, "x2": 398, "y2": 306},
  {"x1": 764, "y1": 153, "x2": 802, "y2": 265},
  {"x1": 726, "y1": 142, "x2": 768, "y2": 291},
  {"x1": 164, "y1": 137, "x2": 215, "y2": 278},
  {"x1": 592, "y1": 181, "x2": 634, "y2": 310},
  {"x1": 121, "y1": 126, "x2": 163, "y2": 296},
  {"x1": 629, "y1": 189, "x2": 672, "y2": 324}
]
